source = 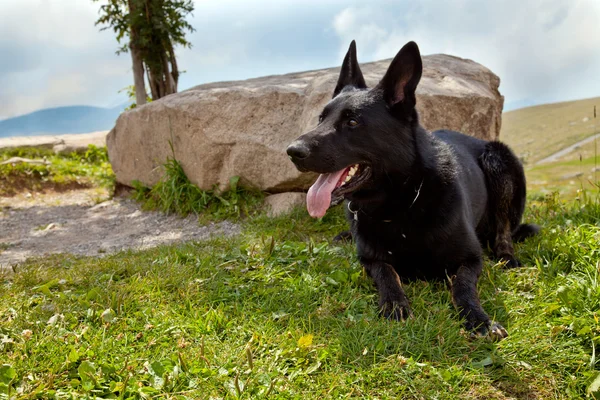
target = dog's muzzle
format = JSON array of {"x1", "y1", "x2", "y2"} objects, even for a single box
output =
[{"x1": 286, "y1": 140, "x2": 310, "y2": 162}]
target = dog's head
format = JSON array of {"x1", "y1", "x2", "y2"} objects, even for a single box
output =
[{"x1": 287, "y1": 40, "x2": 423, "y2": 218}]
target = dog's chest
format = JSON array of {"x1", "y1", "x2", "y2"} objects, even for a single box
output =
[
  {"x1": 353, "y1": 215, "x2": 428, "y2": 259},
  {"x1": 352, "y1": 213, "x2": 453, "y2": 279}
]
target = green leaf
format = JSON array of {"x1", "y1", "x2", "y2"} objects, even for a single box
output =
[
  {"x1": 471, "y1": 356, "x2": 494, "y2": 369},
  {"x1": 330, "y1": 270, "x2": 348, "y2": 283},
  {"x1": 305, "y1": 361, "x2": 321, "y2": 375},
  {"x1": 439, "y1": 369, "x2": 453, "y2": 382},
  {"x1": 577, "y1": 326, "x2": 592, "y2": 336},
  {"x1": 588, "y1": 372, "x2": 600, "y2": 397},
  {"x1": 101, "y1": 308, "x2": 116, "y2": 323},
  {"x1": 86, "y1": 288, "x2": 101, "y2": 301},
  {"x1": 68, "y1": 348, "x2": 80, "y2": 363},
  {"x1": 78, "y1": 361, "x2": 96, "y2": 391},
  {"x1": 229, "y1": 176, "x2": 240, "y2": 192},
  {"x1": 325, "y1": 277, "x2": 339, "y2": 286},
  {"x1": 149, "y1": 361, "x2": 165, "y2": 377},
  {"x1": 0, "y1": 364, "x2": 16, "y2": 384}
]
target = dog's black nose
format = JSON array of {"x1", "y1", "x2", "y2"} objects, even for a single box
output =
[{"x1": 286, "y1": 141, "x2": 310, "y2": 160}]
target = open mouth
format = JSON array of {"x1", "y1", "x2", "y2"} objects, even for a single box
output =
[{"x1": 306, "y1": 163, "x2": 371, "y2": 218}]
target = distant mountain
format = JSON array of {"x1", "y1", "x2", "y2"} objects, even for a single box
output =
[{"x1": 0, "y1": 104, "x2": 127, "y2": 138}]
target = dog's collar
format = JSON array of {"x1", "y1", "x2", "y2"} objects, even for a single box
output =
[
  {"x1": 347, "y1": 201, "x2": 359, "y2": 221},
  {"x1": 347, "y1": 178, "x2": 424, "y2": 222},
  {"x1": 348, "y1": 201, "x2": 392, "y2": 222}
]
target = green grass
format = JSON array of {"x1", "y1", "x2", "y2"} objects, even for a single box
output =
[
  {"x1": 0, "y1": 145, "x2": 115, "y2": 196},
  {"x1": 2, "y1": 192, "x2": 600, "y2": 398},
  {"x1": 526, "y1": 155, "x2": 600, "y2": 198},
  {"x1": 131, "y1": 154, "x2": 264, "y2": 221}
]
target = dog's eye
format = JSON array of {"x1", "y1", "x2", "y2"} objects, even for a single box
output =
[
  {"x1": 318, "y1": 115, "x2": 324, "y2": 123},
  {"x1": 347, "y1": 119, "x2": 359, "y2": 127}
]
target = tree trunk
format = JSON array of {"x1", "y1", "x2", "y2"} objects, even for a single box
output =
[
  {"x1": 167, "y1": 38, "x2": 179, "y2": 92},
  {"x1": 146, "y1": 66, "x2": 159, "y2": 100},
  {"x1": 129, "y1": 42, "x2": 147, "y2": 106},
  {"x1": 127, "y1": 0, "x2": 146, "y2": 106},
  {"x1": 161, "y1": 51, "x2": 175, "y2": 95}
]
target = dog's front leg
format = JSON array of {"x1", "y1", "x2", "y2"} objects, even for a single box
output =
[
  {"x1": 450, "y1": 264, "x2": 508, "y2": 340},
  {"x1": 363, "y1": 261, "x2": 412, "y2": 320}
]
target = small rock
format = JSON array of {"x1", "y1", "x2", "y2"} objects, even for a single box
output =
[
  {"x1": 0, "y1": 157, "x2": 50, "y2": 166},
  {"x1": 89, "y1": 200, "x2": 114, "y2": 212},
  {"x1": 128, "y1": 210, "x2": 142, "y2": 218},
  {"x1": 44, "y1": 223, "x2": 57, "y2": 231},
  {"x1": 560, "y1": 172, "x2": 583, "y2": 180},
  {"x1": 47, "y1": 313, "x2": 63, "y2": 325},
  {"x1": 264, "y1": 192, "x2": 307, "y2": 217}
]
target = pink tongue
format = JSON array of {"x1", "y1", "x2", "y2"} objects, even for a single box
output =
[{"x1": 306, "y1": 169, "x2": 346, "y2": 218}]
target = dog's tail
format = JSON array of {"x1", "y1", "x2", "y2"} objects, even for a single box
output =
[{"x1": 512, "y1": 223, "x2": 540, "y2": 243}]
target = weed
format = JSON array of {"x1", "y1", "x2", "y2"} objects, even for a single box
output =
[
  {"x1": 0, "y1": 243, "x2": 9, "y2": 254},
  {"x1": 132, "y1": 151, "x2": 263, "y2": 220}
]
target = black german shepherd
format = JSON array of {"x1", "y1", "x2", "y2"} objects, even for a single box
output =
[{"x1": 286, "y1": 40, "x2": 539, "y2": 339}]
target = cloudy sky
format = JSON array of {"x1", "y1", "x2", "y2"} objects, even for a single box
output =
[{"x1": 0, "y1": 0, "x2": 599, "y2": 120}]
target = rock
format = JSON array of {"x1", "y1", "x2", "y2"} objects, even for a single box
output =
[
  {"x1": 0, "y1": 131, "x2": 108, "y2": 153},
  {"x1": 560, "y1": 172, "x2": 584, "y2": 180},
  {"x1": 52, "y1": 131, "x2": 109, "y2": 154},
  {"x1": 264, "y1": 192, "x2": 307, "y2": 217},
  {"x1": 108, "y1": 54, "x2": 504, "y2": 192},
  {"x1": 0, "y1": 157, "x2": 50, "y2": 166}
]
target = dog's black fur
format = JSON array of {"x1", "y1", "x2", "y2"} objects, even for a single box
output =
[{"x1": 287, "y1": 41, "x2": 540, "y2": 339}]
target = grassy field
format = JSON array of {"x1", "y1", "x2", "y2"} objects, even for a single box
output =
[
  {"x1": 0, "y1": 146, "x2": 114, "y2": 198},
  {"x1": 1, "y1": 153, "x2": 600, "y2": 398},
  {"x1": 1, "y1": 194, "x2": 600, "y2": 398},
  {"x1": 501, "y1": 97, "x2": 600, "y2": 198},
  {"x1": 526, "y1": 156, "x2": 600, "y2": 198},
  {"x1": 501, "y1": 97, "x2": 599, "y2": 165}
]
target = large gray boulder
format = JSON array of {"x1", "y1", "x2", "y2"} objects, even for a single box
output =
[{"x1": 107, "y1": 54, "x2": 503, "y2": 192}]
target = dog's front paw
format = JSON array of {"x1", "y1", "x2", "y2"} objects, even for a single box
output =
[
  {"x1": 333, "y1": 230, "x2": 352, "y2": 243},
  {"x1": 470, "y1": 321, "x2": 508, "y2": 341},
  {"x1": 379, "y1": 297, "x2": 412, "y2": 321}
]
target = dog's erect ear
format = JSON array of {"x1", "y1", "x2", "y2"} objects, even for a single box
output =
[
  {"x1": 377, "y1": 41, "x2": 422, "y2": 110},
  {"x1": 333, "y1": 40, "x2": 367, "y2": 98}
]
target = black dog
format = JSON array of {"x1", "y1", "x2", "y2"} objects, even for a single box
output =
[{"x1": 286, "y1": 40, "x2": 539, "y2": 339}]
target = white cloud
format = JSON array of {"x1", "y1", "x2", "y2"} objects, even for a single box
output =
[
  {"x1": 0, "y1": 0, "x2": 598, "y2": 119},
  {"x1": 332, "y1": 0, "x2": 600, "y2": 109},
  {"x1": 0, "y1": 0, "x2": 131, "y2": 118}
]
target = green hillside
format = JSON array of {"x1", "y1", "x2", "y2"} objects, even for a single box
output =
[
  {"x1": 501, "y1": 97, "x2": 600, "y2": 197},
  {"x1": 501, "y1": 97, "x2": 599, "y2": 165}
]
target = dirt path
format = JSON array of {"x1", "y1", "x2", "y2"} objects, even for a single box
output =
[
  {"x1": 0, "y1": 190, "x2": 240, "y2": 271},
  {"x1": 536, "y1": 133, "x2": 600, "y2": 165}
]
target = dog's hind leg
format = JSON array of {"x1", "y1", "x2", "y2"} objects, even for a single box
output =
[
  {"x1": 479, "y1": 141, "x2": 528, "y2": 268},
  {"x1": 512, "y1": 223, "x2": 540, "y2": 243}
]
